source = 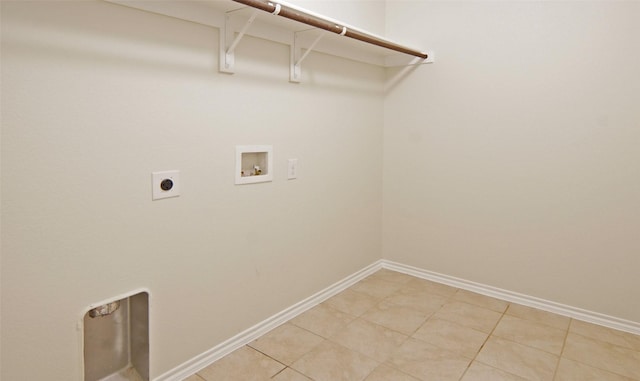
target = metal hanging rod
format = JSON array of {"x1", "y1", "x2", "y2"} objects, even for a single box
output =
[{"x1": 230, "y1": 0, "x2": 429, "y2": 60}]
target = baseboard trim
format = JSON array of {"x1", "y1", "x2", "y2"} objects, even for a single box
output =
[
  {"x1": 381, "y1": 260, "x2": 640, "y2": 336},
  {"x1": 155, "y1": 258, "x2": 640, "y2": 380},
  {"x1": 154, "y1": 260, "x2": 384, "y2": 381}
]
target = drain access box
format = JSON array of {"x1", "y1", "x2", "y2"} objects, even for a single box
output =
[{"x1": 83, "y1": 291, "x2": 149, "y2": 381}]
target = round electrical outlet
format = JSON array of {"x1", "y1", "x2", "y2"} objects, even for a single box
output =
[
  {"x1": 160, "y1": 179, "x2": 174, "y2": 191},
  {"x1": 152, "y1": 170, "x2": 180, "y2": 200}
]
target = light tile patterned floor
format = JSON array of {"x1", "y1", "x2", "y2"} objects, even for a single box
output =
[{"x1": 183, "y1": 269, "x2": 640, "y2": 381}]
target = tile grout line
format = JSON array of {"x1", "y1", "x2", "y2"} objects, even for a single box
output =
[
  {"x1": 258, "y1": 278, "x2": 395, "y2": 380},
  {"x1": 368, "y1": 278, "x2": 506, "y2": 379},
  {"x1": 242, "y1": 345, "x2": 290, "y2": 374},
  {"x1": 558, "y1": 328, "x2": 640, "y2": 380},
  {"x1": 551, "y1": 317, "x2": 573, "y2": 380},
  {"x1": 278, "y1": 273, "x2": 407, "y2": 380},
  {"x1": 269, "y1": 366, "x2": 288, "y2": 380},
  {"x1": 246, "y1": 325, "x2": 329, "y2": 379},
  {"x1": 334, "y1": 274, "x2": 456, "y2": 380},
  {"x1": 466, "y1": 303, "x2": 579, "y2": 380},
  {"x1": 456, "y1": 302, "x2": 510, "y2": 381},
  {"x1": 328, "y1": 296, "x2": 413, "y2": 379},
  {"x1": 490, "y1": 314, "x2": 572, "y2": 357},
  {"x1": 376, "y1": 281, "x2": 461, "y2": 378}
]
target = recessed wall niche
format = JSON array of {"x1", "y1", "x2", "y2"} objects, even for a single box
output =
[{"x1": 235, "y1": 145, "x2": 273, "y2": 185}]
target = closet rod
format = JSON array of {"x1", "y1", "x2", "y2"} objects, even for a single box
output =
[{"x1": 231, "y1": 0, "x2": 429, "y2": 59}]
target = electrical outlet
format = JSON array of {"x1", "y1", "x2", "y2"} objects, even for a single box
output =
[
  {"x1": 288, "y1": 159, "x2": 298, "y2": 180},
  {"x1": 152, "y1": 170, "x2": 180, "y2": 200}
]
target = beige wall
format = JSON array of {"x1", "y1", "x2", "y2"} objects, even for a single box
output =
[
  {"x1": 0, "y1": 1, "x2": 383, "y2": 379},
  {"x1": 383, "y1": 2, "x2": 640, "y2": 323}
]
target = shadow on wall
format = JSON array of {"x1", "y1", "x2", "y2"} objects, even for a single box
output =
[{"x1": 5, "y1": 1, "x2": 386, "y2": 95}]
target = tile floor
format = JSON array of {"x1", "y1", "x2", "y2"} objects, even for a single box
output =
[{"x1": 183, "y1": 269, "x2": 640, "y2": 381}]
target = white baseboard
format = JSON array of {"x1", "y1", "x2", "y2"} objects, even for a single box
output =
[
  {"x1": 381, "y1": 260, "x2": 640, "y2": 336},
  {"x1": 155, "y1": 258, "x2": 640, "y2": 380},
  {"x1": 154, "y1": 260, "x2": 384, "y2": 381}
]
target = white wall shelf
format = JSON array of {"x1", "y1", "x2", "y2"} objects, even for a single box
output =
[{"x1": 106, "y1": 0, "x2": 433, "y2": 81}]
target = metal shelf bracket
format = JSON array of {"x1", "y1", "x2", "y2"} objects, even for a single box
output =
[
  {"x1": 220, "y1": 9, "x2": 259, "y2": 74},
  {"x1": 290, "y1": 30, "x2": 326, "y2": 83}
]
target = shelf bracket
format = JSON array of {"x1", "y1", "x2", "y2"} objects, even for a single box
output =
[
  {"x1": 220, "y1": 9, "x2": 259, "y2": 74},
  {"x1": 290, "y1": 30, "x2": 326, "y2": 83}
]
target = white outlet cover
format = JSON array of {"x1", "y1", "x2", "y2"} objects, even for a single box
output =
[{"x1": 152, "y1": 170, "x2": 180, "y2": 200}]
